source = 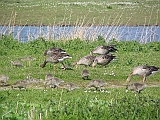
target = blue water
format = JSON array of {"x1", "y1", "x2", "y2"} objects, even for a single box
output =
[{"x1": 0, "y1": 26, "x2": 160, "y2": 43}]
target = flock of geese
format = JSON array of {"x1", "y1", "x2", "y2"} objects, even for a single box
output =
[{"x1": 0, "y1": 44, "x2": 159, "y2": 93}]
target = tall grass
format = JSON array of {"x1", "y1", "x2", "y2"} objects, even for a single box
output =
[{"x1": 1, "y1": 21, "x2": 160, "y2": 43}]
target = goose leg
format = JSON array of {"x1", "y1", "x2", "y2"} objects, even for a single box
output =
[
  {"x1": 92, "y1": 60, "x2": 97, "y2": 68},
  {"x1": 86, "y1": 76, "x2": 89, "y2": 80},
  {"x1": 41, "y1": 60, "x2": 47, "y2": 68},
  {"x1": 92, "y1": 65, "x2": 96, "y2": 68},
  {"x1": 54, "y1": 64, "x2": 56, "y2": 71},
  {"x1": 126, "y1": 72, "x2": 133, "y2": 82},
  {"x1": 61, "y1": 62, "x2": 66, "y2": 70},
  {"x1": 137, "y1": 90, "x2": 141, "y2": 94},
  {"x1": 142, "y1": 77, "x2": 146, "y2": 82},
  {"x1": 44, "y1": 84, "x2": 47, "y2": 89}
]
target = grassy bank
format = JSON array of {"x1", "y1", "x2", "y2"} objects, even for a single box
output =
[
  {"x1": 0, "y1": 0, "x2": 160, "y2": 26},
  {"x1": 0, "y1": 35, "x2": 160, "y2": 119}
]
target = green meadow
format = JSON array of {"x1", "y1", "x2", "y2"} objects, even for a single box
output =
[
  {"x1": 0, "y1": 0, "x2": 160, "y2": 26},
  {"x1": 0, "y1": 35, "x2": 160, "y2": 119}
]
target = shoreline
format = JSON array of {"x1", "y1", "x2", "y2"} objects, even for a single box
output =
[{"x1": 0, "y1": 24, "x2": 160, "y2": 27}]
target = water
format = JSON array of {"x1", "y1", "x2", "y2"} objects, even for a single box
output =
[{"x1": 0, "y1": 25, "x2": 160, "y2": 43}]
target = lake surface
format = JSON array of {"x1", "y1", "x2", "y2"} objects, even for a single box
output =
[{"x1": 0, "y1": 26, "x2": 160, "y2": 43}]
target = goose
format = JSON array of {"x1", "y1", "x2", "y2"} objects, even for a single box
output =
[
  {"x1": 62, "y1": 82, "x2": 79, "y2": 91},
  {"x1": 92, "y1": 54, "x2": 115, "y2": 68},
  {"x1": 41, "y1": 52, "x2": 72, "y2": 70},
  {"x1": 72, "y1": 53, "x2": 96, "y2": 67},
  {"x1": 11, "y1": 78, "x2": 29, "y2": 90},
  {"x1": 126, "y1": 82, "x2": 147, "y2": 93},
  {"x1": 81, "y1": 69, "x2": 90, "y2": 80},
  {"x1": 11, "y1": 60, "x2": 23, "y2": 67},
  {"x1": 0, "y1": 75, "x2": 9, "y2": 86},
  {"x1": 44, "y1": 75, "x2": 64, "y2": 89},
  {"x1": 43, "y1": 47, "x2": 66, "y2": 57},
  {"x1": 90, "y1": 44, "x2": 117, "y2": 55},
  {"x1": 25, "y1": 74, "x2": 43, "y2": 85},
  {"x1": 28, "y1": 78, "x2": 43, "y2": 85},
  {"x1": 126, "y1": 65, "x2": 159, "y2": 82},
  {"x1": 87, "y1": 79, "x2": 107, "y2": 90},
  {"x1": 45, "y1": 73, "x2": 54, "y2": 81}
]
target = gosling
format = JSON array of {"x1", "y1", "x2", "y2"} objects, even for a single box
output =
[
  {"x1": 62, "y1": 82, "x2": 79, "y2": 91},
  {"x1": 0, "y1": 75, "x2": 9, "y2": 86},
  {"x1": 11, "y1": 79, "x2": 29, "y2": 90},
  {"x1": 126, "y1": 82, "x2": 147, "y2": 93},
  {"x1": 45, "y1": 74, "x2": 54, "y2": 81},
  {"x1": 11, "y1": 60, "x2": 23, "y2": 67},
  {"x1": 81, "y1": 69, "x2": 90, "y2": 80},
  {"x1": 44, "y1": 75, "x2": 64, "y2": 89},
  {"x1": 87, "y1": 79, "x2": 107, "y2": 90}
]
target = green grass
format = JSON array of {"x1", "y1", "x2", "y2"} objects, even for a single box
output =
[
  {"x1": 0, "y1": 0, "x2": 160, "y2": 26},
  {"x1": 0, "y1": 35, "x2": 160, "y2": 119},
  {"x1": 0, "y1": 0, "x2": 160, "y2": 119},
  {"x1": 0, "y1": 87, "x2": 160, "y2": 119}
]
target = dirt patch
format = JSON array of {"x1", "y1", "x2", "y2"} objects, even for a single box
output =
[{"x1": 0, "y1": 83, "x2": 160, "y2": 91}]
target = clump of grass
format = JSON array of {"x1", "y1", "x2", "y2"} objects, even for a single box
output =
[{"x1": 107, "y1": 5, "x2": 112, "y2": 9}]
